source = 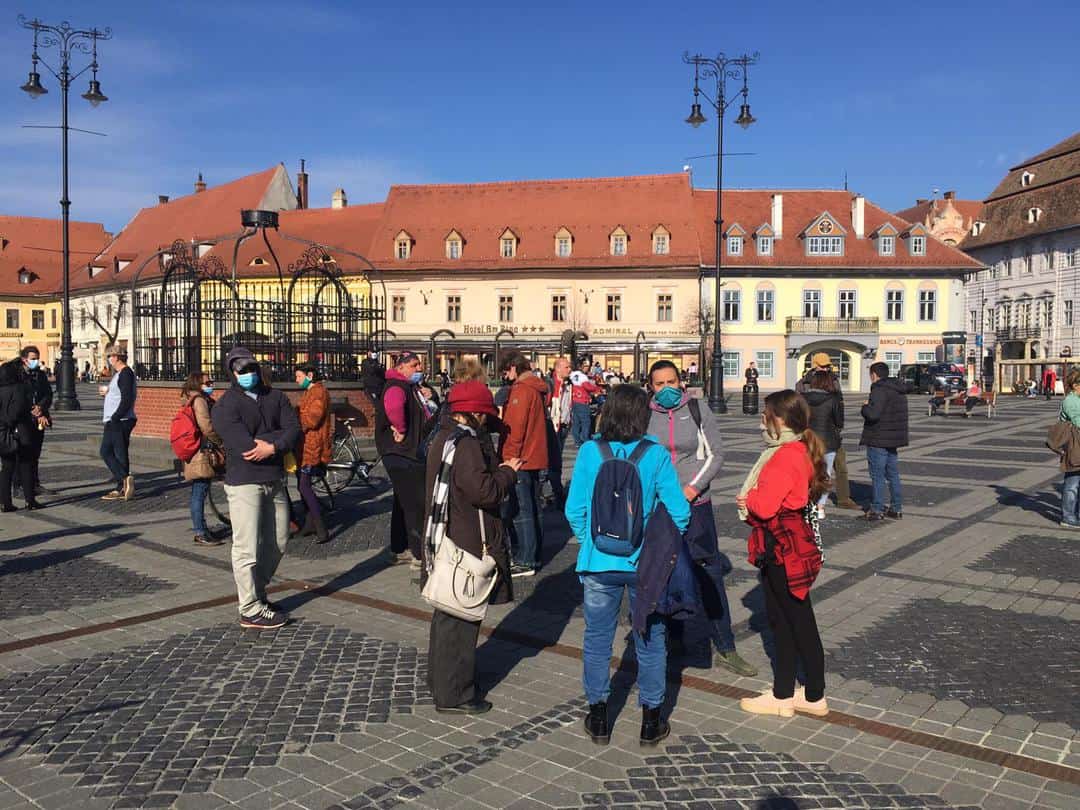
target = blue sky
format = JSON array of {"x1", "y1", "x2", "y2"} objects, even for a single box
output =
[{"x1": 2, "y1": 0, "x2": 1078, "y2": 232}]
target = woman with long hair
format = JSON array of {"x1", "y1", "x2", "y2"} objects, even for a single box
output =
[
  {"x1": 565, "y1": 385, "x2": 691, "y2": 746},
  {"x1": 180, "y1": 372, "x2": 225, "y2": 546},
  {"x1": 802, "y1": 369, "x2": 843, "y2": 520},
  {"x1": 423, "y1": 381, "x2": 521, "y2": 713},
  {"x1": 736, "y1": 390, "x2": 829, "y2": 718},
  {"x1": 295, "y1": 363, "x2": 332, "y2": 544},
  {"x1": 646, "y1": 359, "x2": 756, "y2": 677}
]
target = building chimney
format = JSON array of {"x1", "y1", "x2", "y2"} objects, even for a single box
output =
[
  {"x1": 331, "y1": 188, "x2": 347, "y2": 209},
  {"x1": 851, "y1": 194, "x2": 865, "y2": 238},
  {"x1": 770, "y1": 193, "x2": 783, "y2": 238},
  {"x1": 915, "y1": 198, "x2": 928, "y2": 206},
  {"x1": 194, "y1": 172, "x2": 206, "y2": 193},
  {"x1": 158, "y1": 195, "x2": 169, "y2": 205},
  {"x1": 943, "y1": 190, "x2": 956, "y2": 200},
  {"x1": 296, "y1": 159, "x2": 309, "y2": 210}
]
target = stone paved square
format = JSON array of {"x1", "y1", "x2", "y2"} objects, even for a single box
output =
[{"x1": 968, "y1": 534, "x2": 1080, "y2": 584}]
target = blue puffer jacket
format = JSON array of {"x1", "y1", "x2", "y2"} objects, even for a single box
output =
[{"x1": 565, "y1": 436, "x2": 691, "y2": 574}]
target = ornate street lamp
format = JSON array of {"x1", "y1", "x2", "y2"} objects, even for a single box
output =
[
  {"x1": 683, "y1": 50, "x2": 759, "y2": 413},
  {"x1": 18, "y1": 16, "x2": 112, "y2": 411}
]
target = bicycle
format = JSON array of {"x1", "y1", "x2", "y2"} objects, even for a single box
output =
[{"x1": 324, "y1": 417, "x2": 386, "y2": 494}]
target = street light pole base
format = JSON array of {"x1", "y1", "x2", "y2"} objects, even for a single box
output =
[{"x1": 52, "y1": 395, "x2": 82, "y2": 412}]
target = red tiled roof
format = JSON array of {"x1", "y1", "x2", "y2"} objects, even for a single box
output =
[
  {"x1": 694, "y1": 189, "x2": 980, "y2": 271},
  {"x1": 368, "y1": 174, "x2": 702, "y2": 270},
  {"x1": 0, "y1": 215, "x2": 110, "y2": 296},
  {"x1": 895, "y1": 197, "x2": 984, "y2": 229},
  {"x1": 76, "y1": 165, "x2": 292, "y2": 291}
]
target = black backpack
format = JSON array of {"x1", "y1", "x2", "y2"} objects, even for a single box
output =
[{"x1": 590, "y1": 439, "x2": 653, "y2": 557}]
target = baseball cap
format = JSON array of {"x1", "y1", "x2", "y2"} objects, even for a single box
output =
[{"x1": 225, "y1": 346, "x2": 256, "y2": 373}]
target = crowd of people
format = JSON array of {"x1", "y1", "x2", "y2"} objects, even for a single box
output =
[{"x1": 12, "y1": 341, "x2": 1080, "y2": 740}]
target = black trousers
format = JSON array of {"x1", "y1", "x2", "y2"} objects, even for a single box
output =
[
  {"x1": 100, "y1": 419, "x2": 136, "y2": 486},
  {"x1": 23, "y1": 426, "x2": 44, "y2": 488},
  {"x1": 383, "y1": 454, "x2": 426, "y2": 559},
  {"x1": 762, "y1": 562, "x2": 825, "y2": 702},
  {"x1": 0, "y1": 452, "x2": 33, "y2": 508},
  {"x1": 428, "y1": 608, "x2": 480, "y2": 708}
]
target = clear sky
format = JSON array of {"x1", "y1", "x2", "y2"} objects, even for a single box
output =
[{"x1": 2, "y1": 0, "x2": 1078, "y2": 232}]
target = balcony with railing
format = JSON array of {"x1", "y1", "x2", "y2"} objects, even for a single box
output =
[
  {"x1": 995, "y1": 326, "x2": 1041, "y2": 341},
  {"x1": 786, "y1": 316, "x2": 879, "y2": 335}
]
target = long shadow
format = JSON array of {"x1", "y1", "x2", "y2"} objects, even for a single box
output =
[
  {"x1": 0, "y1": 523, "x2": 129, "y2": 553},
  {"x1": 991, "y1": 483, "x2": 1062, "y2": 522},
  {"x1": 0, "y1": 532, "x2": 141, "y2": 574},
  {"x1": 269, "y1": 548, "x2": 395, "y2": 613}
]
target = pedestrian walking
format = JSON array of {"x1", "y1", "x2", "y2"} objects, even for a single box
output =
[
  {"x1": 212, "y1": 346, "x2": 301, "y2": 630},
  {"x1": 646, "y1": 360, "x2": 756, "y2": 677},
  {"x1": 295, "y1": 363, "x2": 332, "y2": 544},
  {"x1": 499, "y1": 351, "x2": 549, "y2": 577},
  {"x1": 18, "y1": 346, "x2": 52, "y2": 497},
  {"x1": 803, "y1": 369, "x2": 843, "y2": 520},
  {"x1": 860, "y1": 361, "x2": 909, "y2": 520},
  {"x1": 1044, "y1": 367, "x2": 1058, "y2": 400},
  {"x1": 423, "y1": 381, "x2": 521, "y2": 714},
  {"x1": 178, "y1": 372, "x2": 226, "y2": 547},
  {"x1": 570, "y1": 359, "x2": 601, "y2": 446},
  {"x1": 1057, "y1": 369, "x2": 1080, "y2": 528},
  {"x1": 546, "y1": 356, "x2": 573, "y2": 507},
  {"x1": 0, "y1": 359, "x2": 39, "y2": 511},
  {"x1": 737, "y1": 390, "x2": 828, "y2": 718},
  {"x1": 99, "y1": 345, "x2": 137, "y2": 502},
  {"x1": 566, "y1": 385, "x2": 691, "y2": 746},
  {"x1": 375, "y1": 351, "x2": 434, "y2": 568}
]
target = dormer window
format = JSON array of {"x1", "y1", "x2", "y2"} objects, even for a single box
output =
[
  {"x1": 972, "y1": 221, "x2": 986, "y2": 237},
  {"x1": 18, "y1": 268, "x2": 32, "y2": 285},
  {"x1": 910, "y1": 235, "x2": 926, "y2": 256},
  {"x1": 806, "y1": 236, "x2": 843, "y2": 255},
  {"x1": 727, "y1": 236, "x2": 743, "y2": 256},
  {"x1": 394, "y1": 230, "x2": 413, "y2": 260},
  {"x1": 610, "y1": 227, "x2": 627, "y2": 256},
  {"x1": 652, "y1": 227, "x2": 670, "y2": 255},
  {"x1": 89, "y1": 265, "x2": 105, "y2": 278},
  {"x1": 500, "y1": 228, "x2": 518, "y2": 258},
  {"x1": 757, "y1": 236, "x2": 772, "y2": 256},
  {"x1": 555, "y1": 227, "x2": 573, "y2": 258},
  {"x1": 879, "y1": 235, "x2": 894, "y2": 256},
  {"x1": 1027, "y1": 207, "x2": 1043, "y2": 224},
  {"x1": 1021, "y1": 171, "x2": 1034, "y2": 187},
  {"x1": 445, "y1": 230, "x2": 463, "y2": 260},
  {"x1": 250, "y1": 257, "x2": 268, "y2": 266}
]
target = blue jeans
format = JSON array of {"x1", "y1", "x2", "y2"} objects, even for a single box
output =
[
  {"x1": 582, "y1": 571, "x2": 667, "y2": 708},
  {"x1": 1063, "y1": 473, "x2": 1080, "y2": 525},
  {"x1": 190, "y1": 479, "x2": 210, "y2": 534},
  {"x1": 866, "y1": 446, "x2": 902, "y2": 514},
  {"x1": 571, "y1": 403, "x2": 592, "y2": 446},
  {"x1": 100, "y1": 418, "x2": 136, "y2": 486},
  {"x1": 509, "y1": 469, "x2": 543, "y2": 568}
]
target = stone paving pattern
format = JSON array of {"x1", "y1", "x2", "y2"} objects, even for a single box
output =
[{"x1": 0, "y1": 388, "x2": 1077, "y2": 809}]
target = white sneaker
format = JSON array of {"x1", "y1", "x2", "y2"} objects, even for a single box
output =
[{"x1": 739, "y1": 690, "x2": 794, "y2": 718}]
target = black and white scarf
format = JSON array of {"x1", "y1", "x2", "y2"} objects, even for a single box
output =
[{"x1": 422, "y1": 424, "x2": 476, "y2": 572}]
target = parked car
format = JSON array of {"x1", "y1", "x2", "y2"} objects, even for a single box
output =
[{"x1": 898, "y1": 363, "x2": 966, "y2": 395}]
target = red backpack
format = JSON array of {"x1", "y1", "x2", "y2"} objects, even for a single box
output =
[{"x1": 170, "y1": 402, "x2": 202, "y2": 462}]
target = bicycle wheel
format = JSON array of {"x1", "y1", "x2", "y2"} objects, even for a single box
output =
[
  {"x1": 207, "y1": 478, "x2": 231, "y2": 526},
  {"x1": 324, "y1": 440, "x2": 358, "y2": 494},
  {"x1": 355, "y1": 454, "x2": 388, "y2": 490}
]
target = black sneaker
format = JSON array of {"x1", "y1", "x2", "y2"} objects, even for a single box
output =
[
  {"x1": 864, "y1": 511, "x2": 885, "y2": 521},
  {"x1": 884, "y1": 509, "x2": 903, "y2": 520},
  {"x1": 193, "y1": 534, "x2": 225, "y2": 547},
  {"x1": 510, "y1": 564, "x2": 536, "y2": 578},
  {"x1": 239, "y1": 606, "x2": 286, "y2": 630}
]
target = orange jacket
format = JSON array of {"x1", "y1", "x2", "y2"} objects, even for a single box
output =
[
  {"x1": 500, "y1": 373, "x2": 549, "y2": 470},
  {"x1": 297, "y1": 381, "x2": 333, "y2": 467}
]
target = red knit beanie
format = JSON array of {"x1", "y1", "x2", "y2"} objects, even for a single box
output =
[{"x1": 448, "y1": 380, "x2": 498, "y2": 417}]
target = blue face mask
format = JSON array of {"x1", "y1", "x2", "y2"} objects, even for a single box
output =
[
  {"x1": 237, "y1": 372, "x2": 259, "y2": 391},
  {"x1": 27, "y1": 359, "x2": 40, "y2": 370},
  {"x1": 653, "y1": 386, "x2": 683, "y2": 409},
  {"x1": 201, "y1": 385, "x2": 214, "y2": 396},
  {"x1": 409, "y1": 371, "x2": 424, "y2": 385}
]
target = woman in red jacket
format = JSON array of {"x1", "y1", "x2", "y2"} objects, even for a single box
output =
[{"x1": 735, "y1": 389, "x2": 830, "y2": 718}]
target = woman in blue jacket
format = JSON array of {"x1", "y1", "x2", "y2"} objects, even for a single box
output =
[{"x1": 565, "y1": 385, "x2": 691, "y2": 747}]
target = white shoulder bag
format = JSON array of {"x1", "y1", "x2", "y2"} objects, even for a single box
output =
[{"x1": 421, "y1": 507, "x2": 499, "y2": 622}]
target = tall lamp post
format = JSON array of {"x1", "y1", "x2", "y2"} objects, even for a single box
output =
[
  {"x1": 683, "y1": 50, "x2": 758, "y2": 413},
  {"x1": 17, "y1": 16, "x2": 112, "y2": 411}
]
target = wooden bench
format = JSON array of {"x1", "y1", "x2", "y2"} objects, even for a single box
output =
[{"x1": 928, "y1": 390, "x2": 996, "y2": 418}]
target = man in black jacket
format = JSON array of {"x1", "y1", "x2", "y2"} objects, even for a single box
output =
[
  {"x1": 212, "y1": 346, "x2": 301, "y2": 630},
  {"x1": 860, "y1": 361, "x2": 909, "y2": 521},
  {"x1": 18, "y1": 346, "x2": 52, "y2": 496}
]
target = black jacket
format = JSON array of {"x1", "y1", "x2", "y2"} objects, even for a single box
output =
[
  {"x1": 804, "y1": 388, "x2": 844, "y2": 452},
  {"x1": 211, "y1": 383, "x2": 302, "y2": 486},
  {"x1": 374, "y1": 376, "x2": 431, "y2": 460},
  {"x1": 860, "y1": 377, "x2": 909, "y2": 449},
  {"x1": 26, "y1": 368, "x2": 52, "y2": 416},
  {"x1": 0, "y1": 361, "x2": 34, "y2": 451}
]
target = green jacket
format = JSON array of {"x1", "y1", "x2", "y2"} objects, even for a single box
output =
[{"x1": 1060, "y1": 392, "x2": 1080, "y2": 427}]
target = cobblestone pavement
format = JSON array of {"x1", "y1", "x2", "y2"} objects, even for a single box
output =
[{"x1": 0, "y1": 392, "x2": 1077, "y2": 809}]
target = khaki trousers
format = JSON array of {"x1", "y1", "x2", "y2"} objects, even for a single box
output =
[{"x1": 225, "y1": 479, "x2": 290, "y2": 617}]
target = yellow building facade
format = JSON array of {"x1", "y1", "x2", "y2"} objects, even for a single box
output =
[{"x1": 0, "y1": 300, "x2": 62, "y2": 363}]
